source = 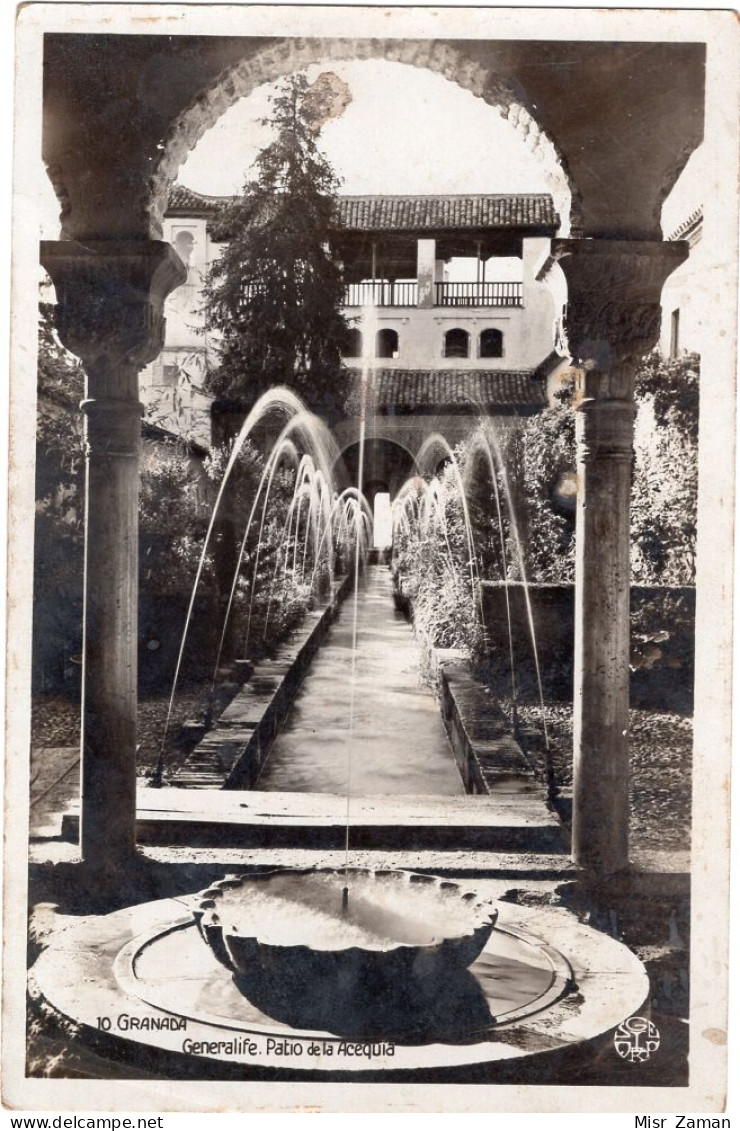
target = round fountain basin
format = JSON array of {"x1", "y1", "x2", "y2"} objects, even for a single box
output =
[
  {"x1": 32, "y1": 893, "x2": 652, "y2": 1076},
  {"x1": 194, "y1": 869, "x2": 498, "y2": 1015}
]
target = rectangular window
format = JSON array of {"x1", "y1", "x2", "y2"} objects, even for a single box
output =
[{"x1": 373, "y1": 492, "x2": 393, "y2": 550}]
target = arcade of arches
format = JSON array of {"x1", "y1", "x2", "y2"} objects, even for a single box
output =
[
  {"x1": 338, "y1": 439, "x2": 418, "y2": 513},
  {"x1": 39, "y1": 33, "x2": 704, "y2": 878}
]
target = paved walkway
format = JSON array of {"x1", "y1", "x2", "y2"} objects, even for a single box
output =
[{"x1": 256, "y1": 565, "x2": 464, "y2": 795}]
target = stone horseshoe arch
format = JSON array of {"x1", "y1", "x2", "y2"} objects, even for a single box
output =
[{"x1": 149, "y1": 37, "x2": 580, "y2": 237}]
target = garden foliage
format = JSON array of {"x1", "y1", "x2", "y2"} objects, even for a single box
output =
[
  {"x1": 392, "y1": 352, "x2": 699, "y2": 667},
  {"x1": 35, "y1": 301, "x2": 86, "y2": 608},
  {"x1": 392, "y1": 459, "x2": 485, "y2": 659},
  {"x1": 515, "y1": 388, "x2": 577, "y2": 584},
  {"x1": 476, "y1": 352, "x2": 699, "y2": 588},
  {"x1": 631, "y1": 351, "x2": 699, "y2": 586},
  {"x1": 202, "y1": 441, "x2": 326, "y2": 659},
  {"x1": 34, "y1": 299, "x2": 318, "y2": 688}
]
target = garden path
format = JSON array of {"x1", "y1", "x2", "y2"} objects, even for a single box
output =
[{"x1": 256, "y1": 564, "x2": 464, "y2": 795}]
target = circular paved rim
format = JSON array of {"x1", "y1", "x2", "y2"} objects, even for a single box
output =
[
  {"x1": 31, "y1": 894, "x2": 649, "y2": 1077},
  {"x1": 112, "y1": 916, "x2": 572, "y2": 1041}
]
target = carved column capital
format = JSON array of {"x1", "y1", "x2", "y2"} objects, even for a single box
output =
[
  {"x1": 40, "y1": 239, "x2": 186, "y2": 375},
  {"x1": 549, "y1": 238, "x2": 688, "y2": 371}
]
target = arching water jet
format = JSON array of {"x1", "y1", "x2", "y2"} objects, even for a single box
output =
[
  {"x1": 478, "y1": 419, "x2": 554, "y2": 796},
  {"x1": 154, "y1": 390, "x2": 349, "y2": 784}
]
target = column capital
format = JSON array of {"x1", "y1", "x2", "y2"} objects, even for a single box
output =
[
  {"x1": 547, "y1": 238, "x2": 688, "y2": 370},
  {"x1": 40, "y1": 239, "x2": 186, "y2": 374}
]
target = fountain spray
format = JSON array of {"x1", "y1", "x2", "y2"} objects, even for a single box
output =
[
  {"x1": 464, "y1": 430, "x2": 519, "y2": 731},
  {"x1": 343, "y1": 304, "x2": 374, "y2": 911},
  {"x1": 155, "y1": 390, "x2": 341, "y2": 787},
  {"x1": 484, "y1": 421, "x2": 554, "y2": 798}
]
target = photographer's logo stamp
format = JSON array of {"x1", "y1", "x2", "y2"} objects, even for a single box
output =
[{"x1": 614, "y1": 1016, "x2": 661, "y2": 1062}]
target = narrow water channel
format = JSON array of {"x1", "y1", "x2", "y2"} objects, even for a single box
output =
[{"x1": 256, "y1": 565, "x2": 464, "y2": 795}]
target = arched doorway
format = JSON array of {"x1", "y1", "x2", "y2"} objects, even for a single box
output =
[{"x1": 337, "y1": 438, "x2": 418, "y2": 535}]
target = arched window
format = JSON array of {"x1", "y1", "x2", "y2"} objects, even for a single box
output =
[
  {"x1": 444, "y1": 328, "x2": 470, "y2": 358},
  {"x1": 376, "y1": 328, "x2": 399, "y2": 359},
  {"x1": 172, "y1": 229, "x2": 195, "y2": 268},
  {"x1": 345, "y1": 328, "x2": 363, "y2": 358},
  {"x1": 480, "y1": 328, "x2": 504, "y2": 358}
]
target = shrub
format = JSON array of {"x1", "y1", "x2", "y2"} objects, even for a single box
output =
[
  {"x1": 390, "y1": 351, "x2": 699, "y2": 672},
  {"x1": 517, "y1": 395, "x2": 576, "y2": 583},
  {"x1": 631, "y1": 352, "x2": 698, "y2": 585},
  {"x1": 140, "y1": 446, "x2": 213, "y2": 596},
  {"x1": 392, "y1": 460, "x2": 485, "y2": 661},
  {"x1": 478, "y1": 352, "x2": 698, "y2": 588}
]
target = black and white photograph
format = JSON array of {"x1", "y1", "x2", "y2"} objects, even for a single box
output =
[{"x1": 3, "y1": 2, "x2": 738, "y2": 1114}]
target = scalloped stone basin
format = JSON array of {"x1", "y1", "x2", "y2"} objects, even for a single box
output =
[{"x1": 193, "y1": 869, "x2": 498, "y2": 1028}]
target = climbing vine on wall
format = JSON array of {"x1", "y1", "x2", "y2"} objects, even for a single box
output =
[
  {"x1": 631, "y1": 351, "x2": 699, "y2": 586},
  {"x1": 498, "y1": 351, "x2": 699, "y2": 587}
]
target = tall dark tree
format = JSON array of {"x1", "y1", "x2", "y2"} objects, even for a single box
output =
[{"x1": 204, "y1": 74, "x2": 350, "y2": 415}]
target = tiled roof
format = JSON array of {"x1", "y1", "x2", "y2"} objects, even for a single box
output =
[
  {"x1": 168, "y1": 186, "x2": 557, "y2": 233},
  {"x1": 168, "y1": 185, "x2": 224, "y2": 214},
  {"x1": 668, "y1": 208, "x2": 702, "y2": 242},
  {"x1": 355, "y1": 369, "x2": 546, "y2": 411},
  {"x1": 337, "y1": 195, "x2": 557, "y2": 232}
]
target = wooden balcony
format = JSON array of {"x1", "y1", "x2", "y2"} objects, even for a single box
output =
[
  {"x1": 435, "y1": 281, "x2": 523, "y2": 307},
  {"x1": 343, "y1": 280, "x2": 523, "y2": 308},
  {"x1": 344, "y1": 281, "x2": 418, "y2": 307}
]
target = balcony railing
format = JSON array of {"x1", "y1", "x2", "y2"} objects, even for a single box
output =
[
  {"x1": 344, "y1": 281, "x2": 419, "y2": 307},
  {"x1": 246, "y1": 279, "x2": 523, "y2": 309},
  {"x1": 435, "y1": 281, "x2": 523, "y2": 307}
]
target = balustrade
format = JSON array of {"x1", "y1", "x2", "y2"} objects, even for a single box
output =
[
  {"x1": 343, "y1": 280, "x2": 523, "y2": 308},
  {"x1": 435, "y1": 281, "x2": 523, "y2": 307},
  {"x1": 344, "y1": 281, "x2": 418, "y2": 307}
]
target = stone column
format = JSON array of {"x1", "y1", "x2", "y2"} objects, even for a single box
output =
[
  {"x1": 40, "y1": 241, "x2": 186, "y2": 869},
  {"x1": 416, "y1": 239, "x2": 437, "y2": 308},
  {"x1": 549, "y1": 240, "x2": 687, "y2": 875}
]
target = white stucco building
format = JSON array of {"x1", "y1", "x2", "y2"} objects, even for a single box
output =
[{"x1": 141, "y1": 187, "x2": 563, "y2": 451}]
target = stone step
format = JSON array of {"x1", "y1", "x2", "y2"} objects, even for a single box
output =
[
  {"x1": 61, "y1": 787, "x2": 568, "y2": 853},
  {"x1": 140, "y1": 845, "x2": 580, "y2": 879},
  {"x1": 28, "y1": 838, "x2": 689, "y2": 892}
]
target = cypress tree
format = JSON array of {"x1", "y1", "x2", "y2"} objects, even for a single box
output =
[{"x1": 204, "y1": 74, "x2": 350, "y2": 416}]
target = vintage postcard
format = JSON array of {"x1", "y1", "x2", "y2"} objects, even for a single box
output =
[{"x1": 3, "y1": 2, "x2": 738, "y2": 1115}]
